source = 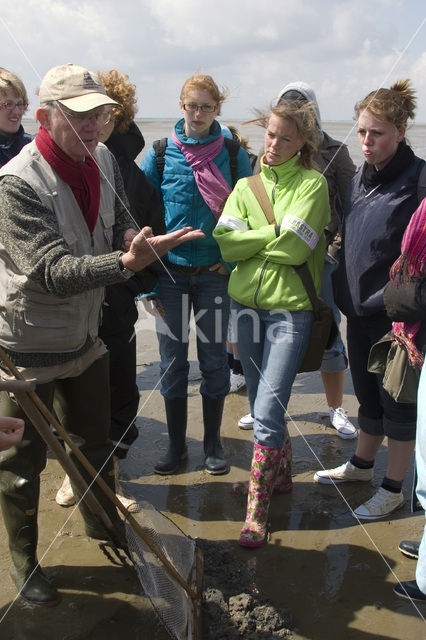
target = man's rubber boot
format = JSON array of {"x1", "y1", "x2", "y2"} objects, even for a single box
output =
[
  {"x1": 154, "y1": 397, "x2": 188, "y2": 475},
  {"x1": 203, "y1": 395, "x2": 228, "y2": 475},
  {"x1": 0, "y1": 475, "x2": 61, "y2": 606}
]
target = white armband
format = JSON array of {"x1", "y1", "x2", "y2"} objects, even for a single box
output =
[
  {"x1": 215, "y1": 215, "x2": 248, "y2": 232},
  {"x1": 280, "y1": 215, "x2": 318, "y2": 250}
]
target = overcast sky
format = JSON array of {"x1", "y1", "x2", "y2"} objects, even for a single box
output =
[{"x1": 1, "y1": 0, "x2": 425, "y2": 122}]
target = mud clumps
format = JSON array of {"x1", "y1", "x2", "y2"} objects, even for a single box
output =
[{"x1": 199, "y1": 540, "x2": 293, "y2": 639}]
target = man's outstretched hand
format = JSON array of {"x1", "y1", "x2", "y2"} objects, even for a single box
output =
[
  {"x1": 121, "y1": 226, "x2": 205, "y2": 272},
  {"x1": 0, "y1": 417, "x2": 24, "y2": 451}
]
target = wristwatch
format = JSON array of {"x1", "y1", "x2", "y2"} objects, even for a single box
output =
[{"x1": 118, "y1": 253, "x2": 135, "y2": 277}]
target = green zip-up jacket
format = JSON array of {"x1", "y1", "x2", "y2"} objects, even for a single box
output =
[{"x1": 213, "y1": 155, "x2": 330, "y2": 310}]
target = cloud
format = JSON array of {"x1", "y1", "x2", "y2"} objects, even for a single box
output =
[{"x1": 0, "y1": 0, "x2": 425, "y2": 121}]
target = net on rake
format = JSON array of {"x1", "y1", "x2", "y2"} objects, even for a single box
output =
[{"x1": 125, "y1": 500, "x2": 198, "y2": 640}]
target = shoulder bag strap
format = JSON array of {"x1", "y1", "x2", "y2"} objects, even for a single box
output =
[
  {"x1": 294, "y1": 263, "x2": 321, "y2": 314},
  {"x1": 247, "y1": 173, "x2": 320, "y2": 313},
  {"x1": 246, "y1": 174, "x2": 277, "y2": 225}
]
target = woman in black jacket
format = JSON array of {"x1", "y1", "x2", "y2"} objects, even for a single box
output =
[
  {"x1": 0, "y1": 67, "x2": 32, "y2": 167},
  {"x1": 314, "y1": 80, "x2": 425, "y2": 521}
]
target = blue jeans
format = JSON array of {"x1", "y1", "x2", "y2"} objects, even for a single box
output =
[
  {"x1": 319, "y1": 258, "x2": 347, "y2": 373},
  {"x1": 231, "y1": 300, "x2": 313, "y2": 447},
  {"x1": 416, "y1": 361, "x2": 426, "y2": 594},
  {"x1": 156, "y1": 267, "x2": 230, "y2": 399}
]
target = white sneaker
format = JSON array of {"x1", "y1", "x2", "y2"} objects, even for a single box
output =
[
  {"x1": 314, "y1": 460, "x2": 374, "y2": 484},
  {"x1": 352, "y1": 487, "x2": 404, "y2": 520},
  {"x1": 55, "y1": 474, "x2": 76, "y2": 507},
  {"x1": 238, "y1": 413, "x2": 254, "y2": 430},
  {"x1": 116, "y1": 494, "x2": 141, "y2": 513},
  {"x1": 329, "y1": 407, "x2": 358, "y2": 439},
  {"x1": 229, "y1": 372, "x2": 246, "y2": 393},
  {"x1": 56, "y1": 473, "x2": 140, "y2": 513}
]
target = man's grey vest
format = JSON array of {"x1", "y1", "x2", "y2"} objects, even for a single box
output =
[{"x1": 0, "y1": 140, "x2": 115, "y2": 354}]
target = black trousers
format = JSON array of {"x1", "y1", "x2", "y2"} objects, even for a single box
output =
[{"x1": 347, "y1": 312, "x2": 416, "y2": 441}]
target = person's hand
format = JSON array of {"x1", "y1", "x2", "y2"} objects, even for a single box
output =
[
  {"x1": 209, "y1": 262, "x2": 229, "y2": 276},
  {"x1": 0, "y1": 417, "x2": 24, "y2": 451},
  {"x1": 123, "y1": 228, "x2": 139, "y2": 251},
  {"x1": 121, "y1": 226, "x2": 205, "y2": 272},
  {"x1": 140, "y1": 297, "x2": 166, "y2": 318}
]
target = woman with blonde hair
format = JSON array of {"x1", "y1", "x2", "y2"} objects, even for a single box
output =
[
  {"x1": 142, "y1": 73, "x2": 252, "y2": 475},
  {"x1": 214, "y1": 99, "x2": 330, "y2": 546},
  {"x1": 315, "y1": 80, "x2": 425, "y2": 521},
  {"x1": 0, "y1": 67, "x2": 32, "y2": 167}
]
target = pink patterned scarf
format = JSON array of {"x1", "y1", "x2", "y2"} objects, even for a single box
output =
[
  {"x1": 389, "y1": 197, "x2": 426, "y2": 367},
  {"x1": 172, "y1": 131, "x2": 232, "y2": 220}
]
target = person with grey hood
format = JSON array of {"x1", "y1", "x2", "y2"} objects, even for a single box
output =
[{"x1": 238, "y1": 82, "x2": 357, "y2": 484}]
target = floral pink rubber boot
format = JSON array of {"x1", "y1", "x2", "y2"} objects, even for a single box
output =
[
  {"x1": 274, "y1": 431, "x2": 293, "y2": 493},
  {"x1": 239, "y1": 443, "x2": 282, "y2": 548},
  {"x1": 232, "y1": 432, "x2": 293, "y2": 497}
]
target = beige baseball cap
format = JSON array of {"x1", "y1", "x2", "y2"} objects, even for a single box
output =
[{"x1": 38, "y1": 63, "x2": 120, "y2": 112}]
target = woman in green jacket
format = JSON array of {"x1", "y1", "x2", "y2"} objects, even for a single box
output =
[{"x1": 214, "y1": 100, "x2": 330, "y2": 547}]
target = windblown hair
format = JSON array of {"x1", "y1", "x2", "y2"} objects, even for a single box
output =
[
  {"x1": 0, "y1": 67, "x2": 28, "y2": 107},
  {"x1": 98, "y1": 69, "x2": 137, "y2": 134},
  {"x1": 227, "y1": 124, "x2": 250, "y2": 152},
  {"x1": 180, "y1": 73, "x2": 228, "y2": 115},
  {"x1": 355, "y1": 79, "x2": 416, "y2": 131},
  {"x1": 249, "y1": 100, "x2": 320, "y2": 169}
]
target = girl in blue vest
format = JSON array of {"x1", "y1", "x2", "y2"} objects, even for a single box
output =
[{"x1": 142, "y1": 73, "x2": 252, "y2": 475}]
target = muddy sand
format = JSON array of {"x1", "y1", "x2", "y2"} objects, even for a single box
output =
[{"x1": 0, "y1": 311, "x2": 425, "y2": 639}]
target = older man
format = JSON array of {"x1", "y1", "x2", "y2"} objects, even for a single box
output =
[{"x1": 0, "y1": 63, "x2": 203, "y2": 607}]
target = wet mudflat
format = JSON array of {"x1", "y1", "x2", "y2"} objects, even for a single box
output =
[{"x1": 0, "y1": 311, "x2": 425, "y2": 639}]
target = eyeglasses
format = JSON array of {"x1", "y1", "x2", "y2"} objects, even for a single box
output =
[
  {"x1": 183, "y1": 103, "x2": 217, "y2": 113},
  {"x1": 0, "y1": 101, "x2": 28, "y2": 112},
  {"x1": 59, "y1": 107, "x2": 113, "y2": 127}
]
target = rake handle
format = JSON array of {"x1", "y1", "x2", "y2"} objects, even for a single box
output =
[{"x1": 0, "y1": 345, "x2": 197, "y2": 600}]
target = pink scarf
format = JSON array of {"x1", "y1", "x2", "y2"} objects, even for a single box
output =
[
  {"x1": 389, "y1": 197, "x2": 426, "y2": 367},
  {"x1": 172, "y1": 131, "x2": 232, "y2": 220}
]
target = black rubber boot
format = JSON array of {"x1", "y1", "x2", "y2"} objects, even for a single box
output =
[
  {"x1": 154, "y1": 397, "x2": 188, "y2": 475},
  {"x1": 0, "y1": 476, "x2": 61, "y2": 606},
  {"x1": 203, "y1": 395, "x2": 228, "y2": 475},
  {"x1": 11, "y1": 567, "x2": 61, "y2": 607}
]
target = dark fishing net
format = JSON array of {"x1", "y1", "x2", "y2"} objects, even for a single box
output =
[{"x1": 125, "y1": 500, "x2": 198, "y2": 640}]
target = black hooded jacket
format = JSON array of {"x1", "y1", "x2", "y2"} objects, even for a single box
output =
[
  {"x1": 100, "y1": 122, "x2": 165, "y2": 336},
  {"x1": 334, "y1": 143, "x2": 425, "y2": 318}
]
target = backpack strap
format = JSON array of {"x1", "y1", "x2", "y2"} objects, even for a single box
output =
[
  {"x1": 153, "y1": 136, "x2": 239, "y2": 187},
  {"x1": 223, "y1": 137, "x2": 239, "y2": 186},
  {"x1": 418, "y1": 163, "x2": 426, "y2": 204},
  {"x1": 153, "y1": 137, "x2": 168, "y2": 182}
]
